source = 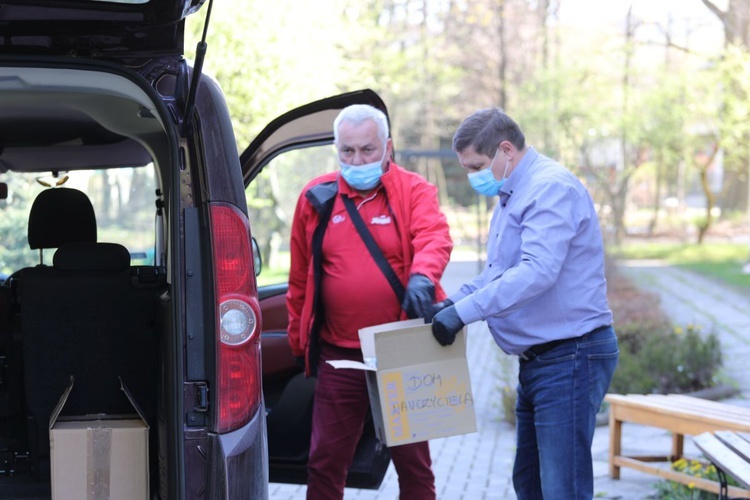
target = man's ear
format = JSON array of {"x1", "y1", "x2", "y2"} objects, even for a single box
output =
[{"x1": 499, "y1": 140, "x2": 514, "y2": 156}]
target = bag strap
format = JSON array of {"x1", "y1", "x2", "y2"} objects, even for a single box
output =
[
  {"x1": 341, "y1": 195, "x2": 405, "y2": 304},
  {"x1": 300, "y1": 181, "x2": 338, "y2": 376}
]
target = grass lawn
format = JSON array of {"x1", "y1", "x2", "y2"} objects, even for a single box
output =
[{"x1": 609, "y1": 241, "x2": 750, "y2": 291}]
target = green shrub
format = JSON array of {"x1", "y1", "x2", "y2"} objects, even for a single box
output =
[
  {"x1": 613, "y1": 319, "x2": 671, "y2": 358},
  {"x1": 609, "y1": 346, "x2": 658, "y2": 394},
  {"x1": 611, "y1": 324, "x2": 722, "y2": 395}
]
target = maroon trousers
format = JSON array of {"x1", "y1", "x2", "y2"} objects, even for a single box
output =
[{"x1": 306, "y1": 343, "x2": 436, "y2": 500}]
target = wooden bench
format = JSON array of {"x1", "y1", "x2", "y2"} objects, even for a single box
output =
[
  {"x1": 605, "y1": 393, "x2": 750, "y2": 498},
  {"x1": 694, "y1": 431, "x2": 750, "y2": 499}
]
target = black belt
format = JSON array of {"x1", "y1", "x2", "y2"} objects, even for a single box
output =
[{"x1": 519, "y1": 325, "x2": 611, "y2": 362}]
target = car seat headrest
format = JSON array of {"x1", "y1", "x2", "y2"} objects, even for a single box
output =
[
  {"x1": 27, "y1": 188, "x2": 97, "y2": 250},
  {"x1": 53, "y1": 242, "x2": 130, "y2": 271}
]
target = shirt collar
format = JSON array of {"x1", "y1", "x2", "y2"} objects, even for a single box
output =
[{"x1": 500, "y1": 147, "x2": 537, "y2": 196}]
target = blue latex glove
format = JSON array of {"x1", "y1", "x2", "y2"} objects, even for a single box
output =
[
  {"x1": 431, "y1": 304, "x2": 464, "y2": 346},
  {"x1": 424, "y1": 298, "x2": 453, "y2": 323},
  {"x1": 402, "y1": 274, "x2": 435, "y2": 319}
]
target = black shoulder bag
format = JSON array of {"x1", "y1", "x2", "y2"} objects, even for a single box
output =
[{"x1": 341, "y1": 195, "x2": 405, "y2": 305}]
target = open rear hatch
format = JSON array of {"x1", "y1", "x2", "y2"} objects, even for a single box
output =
[{"x1": 0, "y1": 0, "x2": 205, "y2": 58}]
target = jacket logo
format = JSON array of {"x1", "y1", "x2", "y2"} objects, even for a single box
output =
[
  {"x1": 332, "y1": 214, "x2": 346, "y2": 224},
  {"x1": 371, "y1": 215, "x2": 391, "y2": 225}
]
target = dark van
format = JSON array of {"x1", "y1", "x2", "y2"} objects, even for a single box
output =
[{"x1": 0, "y1": 0, "x2": 390, "y2": 498}]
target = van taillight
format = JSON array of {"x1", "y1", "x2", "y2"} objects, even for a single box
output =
[{"x1": 210, "y1": 203, "x2": 262, "y2": 433}]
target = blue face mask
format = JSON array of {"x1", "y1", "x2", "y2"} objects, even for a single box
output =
[
  {"x1": 340, "y1": 153, "x2": 386, "y2": 191},
  {"x1": 467, "y1": 150, "x2": 509, "y2": 197}
]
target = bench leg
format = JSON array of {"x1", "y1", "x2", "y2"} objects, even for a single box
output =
[
  {"x1": 716, "y1": 468, "x2": 729, "y2": 500},
  {"x1": 671, "y1": 433, "x2": 684, "y2": 462},
  {"x1": 609, "y1": 415, "x2": 622, "y2": 479}
]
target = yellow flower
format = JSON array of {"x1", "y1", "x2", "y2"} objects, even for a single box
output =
[{"x1": 688, "y1": 482, "x2": 695, "y2": 489}]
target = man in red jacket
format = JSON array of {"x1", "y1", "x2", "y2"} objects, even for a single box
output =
[{"x1": 286, "y1": 104, "x2": 452, "y2": 499}]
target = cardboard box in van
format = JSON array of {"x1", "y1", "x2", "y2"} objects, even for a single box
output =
[
  {"x1": 328, "y1": 319, "x2": 477, "y2": 447},
  {"x1": 49, "y1": 377, "x2": 149, "y2": 500}
]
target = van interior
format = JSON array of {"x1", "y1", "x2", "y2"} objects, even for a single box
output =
[{"x1": 0, "y1": 66, "x2": 172, "y2": 499}]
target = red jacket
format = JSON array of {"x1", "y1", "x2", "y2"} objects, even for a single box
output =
[{"x1": 286, "y1": 162, "x2": 453, "y2": 375}]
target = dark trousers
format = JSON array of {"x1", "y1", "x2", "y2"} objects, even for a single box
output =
[{"x1": 307, "y1": 342, "x2": 436, "y2": 500}]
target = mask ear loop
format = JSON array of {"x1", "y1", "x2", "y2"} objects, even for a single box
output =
[
  {"x1": 500, "y1": 158, "x2": 510, "y2": 180},
  {"x1": 380, "y1": 140, "x2": 391, "y2": 169}
]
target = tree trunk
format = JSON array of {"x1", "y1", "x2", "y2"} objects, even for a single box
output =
[
  {"x1": 497, "y1": 0, "x2": 507, "y2": 110},
  {"x1": 695, "y1": 142, "x2": 720, "y2": 244},
  {"x1": 649, "y1": 151, "x2": 664, "y2": 236},
  {"x1": 697, "y1": 166, "x2": 715, "y2": 244}
]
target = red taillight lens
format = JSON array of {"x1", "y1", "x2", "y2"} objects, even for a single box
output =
[
  {"x1": 210, "y1": 203, "x2": 262, "y2": 434},
  {"x1": 212, "y1": 205, "x2": 254, "y2": 298},
  {"x1": 217, "y1": 345, "x2": 261, "y2": 432}
]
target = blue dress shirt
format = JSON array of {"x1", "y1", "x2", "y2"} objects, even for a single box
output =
[{"x1": 451, "y1": 147, "x2": 613, "y2": 355}]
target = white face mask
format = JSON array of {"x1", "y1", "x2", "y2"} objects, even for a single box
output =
[{"x1": 339, "y1": 151, "x2": 386, "y2": 190}]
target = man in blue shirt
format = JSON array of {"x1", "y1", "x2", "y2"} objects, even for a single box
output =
[{"x1": 430, "y1": 108, "x2": 619, "y2": 499}]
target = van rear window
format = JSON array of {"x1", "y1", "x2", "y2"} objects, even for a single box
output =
[{"x1": 0, "y1": 165, "x2": 159, "y2": 273}]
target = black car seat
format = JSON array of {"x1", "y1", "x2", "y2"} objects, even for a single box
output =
[
  {"x1": 4, "y1": 187, "x2": 98, "y2": 308},
  {"x1": 16, "y1": 188, "x2": 164, "y2": 482},
  {"x1": 26, "y1": 187, "x2": 98, "y2": 266},
  {"x1": 0, "y1": 283, "x2": 23, "y2": 455},
  {"x1": 1, "y1": 187, "x2": 98, "y2": 477},
  {"x1": 4, "y1": 187, "x2": 97, "y2": 297}
]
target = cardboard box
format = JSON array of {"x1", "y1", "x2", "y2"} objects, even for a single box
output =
[
  {"x1": 328, "y1": 319, "x2": 477, "y2": 446},
  {"x1": 49, "y1": 377, "x2": 149, "y2": 500}
]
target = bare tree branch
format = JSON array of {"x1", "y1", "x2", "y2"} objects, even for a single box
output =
[
  {"x1": 700, "y1": 0, "x2": 726, "y2": 23},
  {"x1": 635, "y1": 40, "x2": 702, "y2": 56}
]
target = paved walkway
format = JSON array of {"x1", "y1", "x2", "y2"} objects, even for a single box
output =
[{"x1": 269, "y1": 258, "x2": 750, "y2": 499}]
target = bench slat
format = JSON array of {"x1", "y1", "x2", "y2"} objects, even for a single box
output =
[
  {"x1": 694, "y1": 432, "x2": 750, "y2": 490},
  {"x1": 662, "y1": 395, "x2": 750, "y2": 419},
  {"x1": 617, "y1": 410, "x2": 707, "y2": 434},
  {"x1": 716, "y1": 431, "x2": 750, "y2": 463},
  {"x1": 606, "y1": 394, "x2": 750, "y2": 430},
  {"x1": 609, "y1": 405, "x2": 750, "y2": 435},
  {"x1": 606, "y1": 394, "x2": 750, "y2": 421}
]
